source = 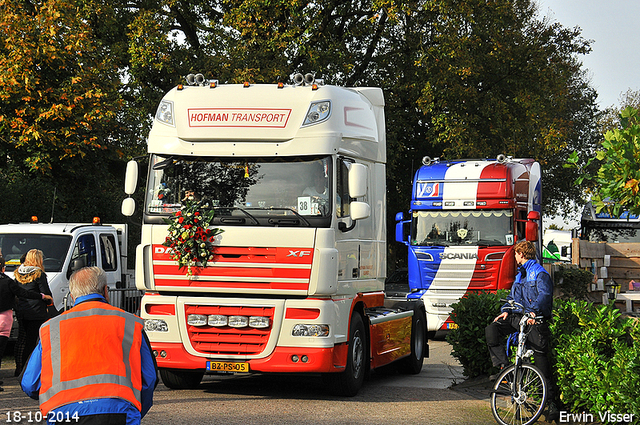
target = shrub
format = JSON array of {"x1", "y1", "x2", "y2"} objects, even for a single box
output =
[
  {"x1": 446, "y1": 290, "x2": 508, "y2": 378},
  {"x1": 553, "y1": 266, "x2": 593, "y2": 300},
  {"x1": 550, "y1": 300, "x2": 640, "y2": 419}
]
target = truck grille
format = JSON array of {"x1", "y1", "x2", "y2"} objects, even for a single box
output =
[
  {"x1": 185, "y1": 304, "x2": 274, "y2": 356},
  {"x1": 153, "y1": 245, "x2": 312, "y2": 293}
]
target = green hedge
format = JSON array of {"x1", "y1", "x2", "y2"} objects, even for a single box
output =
[
  {"x1": 446, "y1": 290, "x2": 508, "y2": 378},
  {"x1": 551, "y1": 300, "x2": 640, "y2": 419},
  {"x1": 448, "y1": 292, "x2": 640, "y2": 423}
]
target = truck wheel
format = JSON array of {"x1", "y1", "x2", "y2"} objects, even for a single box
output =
[
  {"x1": 159, "y1": 368, "x2": 204, "y2": 389},
  {"x1": 327, "y1": 312, "x2": 367, "y2": 396},
  {"x1": 397, "y1": 307, "x2": 426, "y2": 374}
]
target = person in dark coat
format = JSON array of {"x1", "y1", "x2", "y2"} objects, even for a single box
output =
[
  {"x1": 0, "y1": 254, "x2": 52, "y2": 391},
  {"x1": 13, "y1": 249, "x2": 52, "y2": 376}
]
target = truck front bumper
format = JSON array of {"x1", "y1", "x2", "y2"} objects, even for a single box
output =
[{"x1": 151, "y1": 342, "x2": 349, "y2": 373}]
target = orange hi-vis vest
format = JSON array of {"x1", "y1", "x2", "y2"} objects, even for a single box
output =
[{"x1": 38, "y1": 300, "x2": 145, "y2": 415}]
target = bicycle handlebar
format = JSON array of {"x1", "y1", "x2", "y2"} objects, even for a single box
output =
[{"x1": 499, "y1": 299, "x2": 543, "y2": 324}]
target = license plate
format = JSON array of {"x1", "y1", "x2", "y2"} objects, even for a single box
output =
[
  {"x1": 446, "y1": 322, "x2": 459, "y2": 330},
  {"x1": 207, "y1": 361, "x2": 250, "y2": 373}
]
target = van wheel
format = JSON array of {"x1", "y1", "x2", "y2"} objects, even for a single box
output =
[
  {"x1": 327, "y1": 312, "x2": 367, "y2": 396},
  {"x1": 398, "y1": 307, "x2": 426, "y2": 374},
  {"x1": 159, "y1": 368, "x2": 203, "y2": 389}
]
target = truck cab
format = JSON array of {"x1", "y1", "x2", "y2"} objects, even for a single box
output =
[{"x1": 0, "y1": 219, "x2": 128, "y2": 311}]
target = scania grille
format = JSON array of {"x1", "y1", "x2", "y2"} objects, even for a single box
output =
[{"x1": 185, "y1": 305, "x2": 274, "y2": 356}]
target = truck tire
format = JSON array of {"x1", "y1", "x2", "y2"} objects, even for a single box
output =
[
  {"x1": 159, "y1": 368, "x2": 204, "y2": 389},
  {"x1": 397, "y1": 307, "x2": 426, "y2": 374},
  {"x1": 327, "y1": 312, "x2": 367, "y2": 396}
]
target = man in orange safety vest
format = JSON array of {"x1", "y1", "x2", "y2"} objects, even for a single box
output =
[{"x1": 21, "y1": 266, "x2": 157, "y2": 425}]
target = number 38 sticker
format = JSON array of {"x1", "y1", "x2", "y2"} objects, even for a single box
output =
[{"x1": 298, "y1": 196, "x2": 312, "y2": 215}]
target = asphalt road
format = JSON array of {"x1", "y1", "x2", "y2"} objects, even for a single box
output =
[{"x1": 0, "y1": 340, "x2": 523, "y2": 425}]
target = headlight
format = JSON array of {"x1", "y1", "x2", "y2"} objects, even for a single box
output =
[
  {"x1": 228, "y1": 316, "x2": 249, "y2": 328},
  {"x1": 302, "y1": 101, "x2": 331, "y2": 127},
  {"x1": 144, "y1": 319, "x2": 169, "y2": 332},
  {"x1": 155, "y1": 100, "x2": 175, "y2": 126},
  {"x1": 249, "y1": 316, "x2": 270, "y2": 329},
  {"x1": 187, "y1": 314, "x2": 207, "y2": 326},
  {"x1": 292, "y1": 324, "x2": 330, "y2": 337},
  {"x1": 208, "y1": 315, "x2": 228, "y2": 327}
]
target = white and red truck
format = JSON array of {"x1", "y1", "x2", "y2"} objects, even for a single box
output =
[
  {"x1": 395, "y1": 156, "x2": 542, "y2": 334},
  {"x1": 122, "y1": 74, "x2": 428, "y2": 396}
]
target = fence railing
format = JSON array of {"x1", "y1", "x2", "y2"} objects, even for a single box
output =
[{"x1": 108, "y1": 287, "x2": 144, "y2": 316}]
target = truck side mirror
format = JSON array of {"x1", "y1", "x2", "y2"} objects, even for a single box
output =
[
  {"x1": 525, "y1": 210, "x2": 540, "y2": 241},
  {"x1": 66, "y1": 257, "x2": 87, "y2": 279},
  {"x1": 395, "y1": 212, "x2": 410, "y2": 244},
  {"x1": 122, "y1": 160, "x2": 139, "y2": 216},
  {"x1": 348, "y1": 163, "x2": 367, "y2": 198},
  {"x1": 526, "y1": 210, "x2": 541, "y2": 221},
  {"x1": 121, "y1": 198, "x2": 136, "y2": 217},
  {"x1": 525, "y1": 221, "x2": 538, "y2": 242},
  {"x1": 124, "y1": 160, "x2": 139, "y2": 195},
  {"x1": 350, "y1": 201, "x2": 370, "y2": 221}
]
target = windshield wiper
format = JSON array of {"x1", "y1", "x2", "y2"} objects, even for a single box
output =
[
  {"x1": 214, "y1": 207, "x2": 311, "y2": 227},
  {"x1": 213, "y1": 207, "x2": 260, "y2": 225},
  {"x1": 249, "y1": 207, "x2": 311, "y2": 227},
  {"x1": 423, "y1": 241, "x2": 450, "y2": 247}
]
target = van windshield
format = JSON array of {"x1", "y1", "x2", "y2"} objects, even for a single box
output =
[
  {"x1": 0, "y1": 234, "x2": 72, "y2": 272},
  {"x1": 411, "y1": 210, "x2": 514, "y2": 247},
  {"x1": 144, "y1": 154, "x2": 334, "y2": 227}
]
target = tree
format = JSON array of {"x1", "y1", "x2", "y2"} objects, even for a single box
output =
[
  {"x1": 408, "y1": 0, "x2": 599, "y2": 218},
  {"x1": 0, "y1": 0, "x2": 122, "y2": 175},
  {"x1": 567, "y1": 106, "x2": 640, "y2": 217},
  {"x1": 0, "y1": 0, "x2": 601, "y2": 244}
]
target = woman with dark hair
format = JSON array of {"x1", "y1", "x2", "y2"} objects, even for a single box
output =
[{"x1": 13, "y1": 249, "x2": 52, "y2": 376}]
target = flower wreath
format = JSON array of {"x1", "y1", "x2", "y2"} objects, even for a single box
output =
[{"x1": 163, "y1": 199, "x2": 223, "y2": 275}]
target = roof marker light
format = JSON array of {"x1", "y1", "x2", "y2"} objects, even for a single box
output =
[{"x1": 243, "y1": 82, "x2": 250, "y2": 88}]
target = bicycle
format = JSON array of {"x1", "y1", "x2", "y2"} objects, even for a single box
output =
[{"x1": 490, "y1": 300, "x2": 548, "y2": 425}]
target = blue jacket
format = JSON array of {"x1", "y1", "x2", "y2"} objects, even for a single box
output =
[
  {"x1": 21, "y1": 293, "x2": 157, "y2": 425},
  {"x1": 501, "y1": 259, "x2": 553, "y2": 318}
]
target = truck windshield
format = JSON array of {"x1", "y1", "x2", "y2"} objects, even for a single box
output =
[
  {"x1": 0, "y1": 234, "x2": 72, "y2": 273},
  {"x1": 145, "y1": 154, "x2": 334, "y2": 227},
  {"x1": 411, "y1": 210, "x2": 514, "y2": 247}
]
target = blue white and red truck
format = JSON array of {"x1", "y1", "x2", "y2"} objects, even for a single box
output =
[{"x1": 395, "y1": 156, "x2": 542, "y2": 334}]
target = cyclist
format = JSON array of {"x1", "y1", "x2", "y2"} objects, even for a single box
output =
[{"x1": 485, "y1": 240, "x2": 558, "y2": 419}]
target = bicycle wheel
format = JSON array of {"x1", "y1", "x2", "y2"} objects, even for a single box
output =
[{"x1": 490, "y1": 364, "x2": 548, "y2": 425}]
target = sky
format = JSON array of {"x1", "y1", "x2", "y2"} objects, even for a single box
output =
[
  {"x1": 535, "y1": 1, "x2": 640, "y2": 230},
  {"x1": 538, "y1": 0, "x2": 640, "y2": 109}
]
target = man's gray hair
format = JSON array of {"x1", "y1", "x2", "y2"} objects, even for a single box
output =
[{"x1": 69, "y1": 266, "x2": 107, "y2": 299}]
